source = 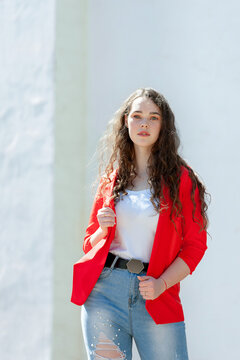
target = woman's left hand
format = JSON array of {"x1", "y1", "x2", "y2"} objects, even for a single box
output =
[{"x1": 137, "y1": 275, "x2": 166, "y2": 300}]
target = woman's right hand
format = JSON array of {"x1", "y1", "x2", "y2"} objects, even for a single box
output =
[{"x1": 97, "y1": 206, "x2": 116, "y2": 235}]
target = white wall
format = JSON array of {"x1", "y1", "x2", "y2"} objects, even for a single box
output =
[
  {"x1": 0, "y1": 1, "x2": 55, "y2": 360},
  {"x1": 53, "y1": 1, "x2": 88, "y2": 359}
]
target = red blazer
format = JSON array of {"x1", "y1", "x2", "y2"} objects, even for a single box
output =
[{"x1": 71, "y1": 165, "x2": 207, "y2": 324}]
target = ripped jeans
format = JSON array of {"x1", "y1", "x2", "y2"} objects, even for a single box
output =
[{"x1": 81, "y1": 260, "x2": 189, "y2": 360}]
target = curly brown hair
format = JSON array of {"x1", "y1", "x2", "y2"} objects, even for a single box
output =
[{"x1": 93, "y1": 87, "x2": 210, "y2": 232}]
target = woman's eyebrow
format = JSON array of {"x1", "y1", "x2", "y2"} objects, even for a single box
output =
[{"x1": 132, "y1": 110, "x2": 161, "y2": 116}]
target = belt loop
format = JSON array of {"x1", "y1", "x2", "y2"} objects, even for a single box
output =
[{"x1": 110, "y1": 255, "x2": 119, "y2": 269}]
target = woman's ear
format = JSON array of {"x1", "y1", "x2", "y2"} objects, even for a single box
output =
[{"x1": 125, "y1": 114, "x2": 128, "y2": 127}]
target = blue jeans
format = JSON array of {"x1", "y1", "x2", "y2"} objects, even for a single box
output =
[{"x1": 81, "y1": 258, "x2": 189, "y2": 360}]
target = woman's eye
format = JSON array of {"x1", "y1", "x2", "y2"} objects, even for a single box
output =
[{"x1": 132, "y1": 115, "x2": 159, "y2": 120}]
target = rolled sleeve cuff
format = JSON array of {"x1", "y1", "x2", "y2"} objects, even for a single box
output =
[{"x1": 178, "y1": 244, "x2": 208, "y2": 275}]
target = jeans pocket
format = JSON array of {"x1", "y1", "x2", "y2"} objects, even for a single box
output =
[{"x1": 98, "y1": 266, "x2": 112, "y2": 280}]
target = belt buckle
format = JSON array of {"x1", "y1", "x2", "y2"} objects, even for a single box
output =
[{"x1": 126, "y1": 258, "x2": 144, "y2": 274}]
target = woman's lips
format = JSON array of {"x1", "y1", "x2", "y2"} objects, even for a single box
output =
[{"x1": 138, "y1": 133, "x2": 150, "y2": 136}]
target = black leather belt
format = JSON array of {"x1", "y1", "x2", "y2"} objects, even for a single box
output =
[{"x1": 105, "y1": 252, "x2": 149, "y2": 274}]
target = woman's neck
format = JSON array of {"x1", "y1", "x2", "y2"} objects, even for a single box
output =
[
  {"x1": 133, "y1": 145, "x2": 151, "y2": 176},
  {"x1": 128, "y1": 147, "x2": 152, "y2": 190},
  {"x1": 127, "y1": 172, "x2": 150, "y2": 191}
]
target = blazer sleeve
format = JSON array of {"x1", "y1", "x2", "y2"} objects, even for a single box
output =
[
  {"x1": 82, "y1": 178, "x2": 104, "y2": 254},
  {"x1": 177, "y1": 170, "x2": 208, "y2": 275}
]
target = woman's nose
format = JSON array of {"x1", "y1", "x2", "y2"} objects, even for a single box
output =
[{"x1": 141, "y1": 120, "x2": 149, "y2": 127}]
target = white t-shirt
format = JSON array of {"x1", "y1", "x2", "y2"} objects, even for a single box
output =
[{"x1": 109, "y1": 188, "x2": 159, "y2": 263}]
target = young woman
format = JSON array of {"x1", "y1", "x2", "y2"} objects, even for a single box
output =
[{"x1": 71, "y1": 87, "x2": 209, "y2": 360}]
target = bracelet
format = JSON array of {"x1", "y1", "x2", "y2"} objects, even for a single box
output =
[{"x1": 160, "y1": 277, "x2": 168, "y2": 290}]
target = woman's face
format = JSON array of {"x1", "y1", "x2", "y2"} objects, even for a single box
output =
[{"x1": 125, "y1": 96, "x2": 162, "y2": 151}]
